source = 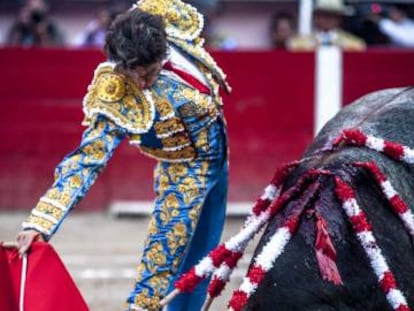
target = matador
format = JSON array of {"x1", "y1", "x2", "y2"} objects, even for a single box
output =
[{"x1": 18, "y1": 0, "x2": 231, "y2": 310}]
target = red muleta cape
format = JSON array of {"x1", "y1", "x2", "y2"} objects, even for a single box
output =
[{"x1": 0, "y1": 241, "x2": 89, "y2": 311}]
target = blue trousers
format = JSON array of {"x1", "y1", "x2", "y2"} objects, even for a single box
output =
[
  {"x1": 166, "y1": 160, "x2": 228, "y2": 310},
  {"x1": 127, "y1": 120, "x2": 228, "y2": 311}
]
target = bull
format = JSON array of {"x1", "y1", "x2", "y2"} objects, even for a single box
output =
[
  {"x1": 242, "y1": 86, "x2": 414, "y2": 311},
  {"x1": 165, "y1": 87, "x2": 414, "y2": 311}
]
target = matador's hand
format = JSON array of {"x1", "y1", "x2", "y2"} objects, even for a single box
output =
[{"x1": 16, "y1": 230, "x2": 45, "y2": 256}]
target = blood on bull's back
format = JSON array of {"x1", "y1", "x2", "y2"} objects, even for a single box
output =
[{"x1": 244, "y1": 87, "x2": 414, "y2": 311}]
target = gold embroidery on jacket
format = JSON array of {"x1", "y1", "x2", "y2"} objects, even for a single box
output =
[
  {"x1": 154, "y1": 118, "x2": 185, "y2": 138},
  {"x1": 140, "y1": 145, "x2": 196, "y2": 162},
  {"x1": 35, "y1": 201, "x2": 64, "y2": 220},
  {"x1": 136, "y1": 0, "x2": 204, "y2": 41},
  {"x1": 83, "y1": 63, "x2": 155, "y2": 134},
  {"x1": 25, "y1": 215, "x2": 55, "y2": 233},
  {"x1": 155, "y1": 99, "x2": 175, "y2": 120},
  {"x1": 161, "y1": 132, "x2": 191, "y2": 148}
]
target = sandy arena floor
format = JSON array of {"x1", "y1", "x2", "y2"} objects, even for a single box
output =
[{"x1": 0, "y1": 212, "x2": 260, "y2": 311}]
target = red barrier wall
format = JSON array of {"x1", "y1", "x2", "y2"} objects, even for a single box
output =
[
  {"x1": 343, "y1": 49, "x2": 414, "y2": 104},
  {"x1": 2, "y1": 48, "x2": 413, "y2": 211},
  {"x1": 0, "y1": 48, "x2": 314, "y2": 210}
]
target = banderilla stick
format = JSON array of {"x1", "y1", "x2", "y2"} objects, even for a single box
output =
[
  {"x1": 160, "y1": 290, "x2": 215, "y2": 310},
  {"x1": 160, "y1": 289, "x2": 181, "y2": 307},
  {"x1": 201, "y1": 295, "x2": 214, "y2": 311}
]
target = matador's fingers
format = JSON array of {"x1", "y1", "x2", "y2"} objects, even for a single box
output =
[{"x1": 16, "y1": 230, "x2": 42, "y2": 257}]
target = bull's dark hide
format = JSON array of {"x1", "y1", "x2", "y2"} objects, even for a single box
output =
[{"x1": 247, "y1": 87, "x2": 414, "y2": 311}]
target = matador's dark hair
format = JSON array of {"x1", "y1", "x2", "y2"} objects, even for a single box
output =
[{"x1": 104, "y1": 9, "x2": 168, "y2": 70}]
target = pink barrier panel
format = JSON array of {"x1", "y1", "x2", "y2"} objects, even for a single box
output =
[
  {"x1": 215, "y1": 50, "x2": 315, "y2": 199},
  {"x1": 343, "y1": 49, "x2": 414, "y2": 104},
  {"x1": 2, "y1": 48, "x2": 315, "y2": 210}
]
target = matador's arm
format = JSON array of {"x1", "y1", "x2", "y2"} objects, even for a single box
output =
[
  {"x1": 22, "y1": 62, "x2": 154, "y2": 240},
  {"x1": 22, "y1": 117, "x2": 126, "y2": 240}
]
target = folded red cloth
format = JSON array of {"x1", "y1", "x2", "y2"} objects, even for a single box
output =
[
  {"x1": 164, "y1": 61, "x2": 211, "y2": 95},
  {"x1": 0, "y1": 244, "x2": 19, "y2": 311},
  {"x1": 0, "y1": 242, "x2": 89, "y2": 311}
]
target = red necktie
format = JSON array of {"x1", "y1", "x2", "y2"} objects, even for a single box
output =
[{"x1": 164, "y1": 61, "x2": 210, "y2": 95}]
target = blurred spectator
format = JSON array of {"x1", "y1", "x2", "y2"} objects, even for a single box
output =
[
  {"x1": 369, "y1": 4, "x2": 414, "y2": 48},
  {"x1": 350, "y1": 3, "x2": 390, "y2": 46},
  {"x1": 288, "y1": 0, "x2": 366, "y2": 51},
  {"x1": 204, "y1": 27, "x2": 238, "y2": 50},
  {"x1": 73, "y1": 8, "x2": 116, "y2": 48},
  {"x1": 188, "y1": 0, "x2": 219, "y2": 15},
  {"x1": 7, "y1": 0, "x2": 64, "y2": 47},
  {"x1": 269, "y1": 12, "x2": 296, "y2": 49},
  {"x1": 189, "y1": 0, "x2": 238, "y2": 50}
]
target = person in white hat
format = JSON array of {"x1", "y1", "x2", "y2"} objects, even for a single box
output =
[{"x1": 288, "y1": 0, "x2": 366, "y2": 50}]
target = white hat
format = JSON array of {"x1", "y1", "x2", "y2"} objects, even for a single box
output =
[{"x1": 314, "y1": 0, "x2": 353, "y2": 15}]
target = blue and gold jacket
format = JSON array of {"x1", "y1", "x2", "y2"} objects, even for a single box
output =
[
  {"x1": 22, "y1": 0, "x2": 231, "y2": 239},
  {"x1": 22, "y1": 38, "x2": 230, "y2": 239}
]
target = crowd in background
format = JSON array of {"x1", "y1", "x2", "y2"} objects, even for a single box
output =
[
  {"x1": 269, "y1": 0, "x2": 414, "y2": 50},
  {"x1": 7, "y1": 0, "x2": 64, "y2": 46},
  {"x1": 5, "y1": 0, "x2": 414, "y2": 50},
  {"x1": 6, "y1": 0, "x2": 127, "y2": 47}
]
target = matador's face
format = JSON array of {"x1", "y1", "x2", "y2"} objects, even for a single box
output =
[{"x1": 127, "y1": 61, "x2": 163, "y2": 90}]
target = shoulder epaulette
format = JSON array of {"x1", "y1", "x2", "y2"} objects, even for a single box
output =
[{"x1": 82, "y1": 62, "x2": 155, "y2": 134}]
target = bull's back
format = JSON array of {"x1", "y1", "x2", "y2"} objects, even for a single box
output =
[{"x1": 247, "y1": 87, "x2": 414, "y2": 311}]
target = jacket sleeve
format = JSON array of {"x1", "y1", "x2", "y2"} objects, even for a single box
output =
[{"x1": 22, "y1": 116, "x2": 126, "y2": 240}]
